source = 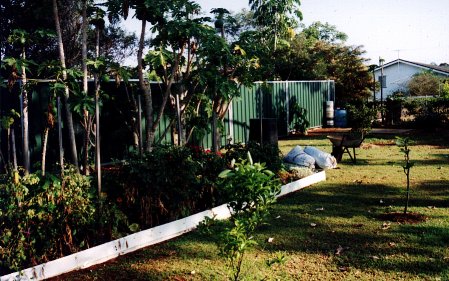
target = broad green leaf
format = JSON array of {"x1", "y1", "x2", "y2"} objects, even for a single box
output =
[{"x1": 218, "y1": 169, "x2": 233, "y2": 178}]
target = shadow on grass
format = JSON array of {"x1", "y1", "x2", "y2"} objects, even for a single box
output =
[
  {"x1": 53, "y1": 179, "x2": 449, "y2": 280},
  {"x1": 251, "y1": 182, "x2": 449, "y2": 276},
  {"x1": 337, "y1": 152, "x2": 449, "y2": 167},
  {"x1": 50, "y1": 239, "x2": 221, "y2": 281},
  {"x1": 103, "y1": 178, "x2": 447, "y2": 279},
  {"x1": 339, "y1": 159, "x2": 449, "y2": 167}
]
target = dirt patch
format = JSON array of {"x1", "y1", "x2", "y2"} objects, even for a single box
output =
[
  {"x1": 361, "y1": 143, "x2": 379, "y2": 149},
  {"x1": 378, "y1": 212, "x2": 427, "y2": 224}
]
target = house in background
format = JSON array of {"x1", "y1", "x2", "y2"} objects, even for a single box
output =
[{"x1": 372, "y1": 59, "x2": 449, "y2": 100}]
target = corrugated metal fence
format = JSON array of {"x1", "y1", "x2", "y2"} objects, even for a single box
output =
[
  {"x1": 198, "y1": 80, "x2": 335, "y2": 148},
  {"x1": 0, "y1": 80, "x2": 334, "y2": 162}
]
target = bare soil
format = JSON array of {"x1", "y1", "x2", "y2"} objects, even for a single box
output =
[{"x1": 378, "y1": 212, "x2": 427, "y2": 224}]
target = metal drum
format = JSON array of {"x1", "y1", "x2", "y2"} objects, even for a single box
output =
[{"x1": 325, "y1": 101, "x2": 334, "y2": 127}]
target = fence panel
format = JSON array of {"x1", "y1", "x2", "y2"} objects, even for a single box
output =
[
  {"x1": 218, "y1": 80, "x2": 334, "y2": 146},
  {"x1": 0, "y1": 80, "x2": 334, "y2": 164}
]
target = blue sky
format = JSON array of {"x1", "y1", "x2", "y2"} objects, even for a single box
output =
[
  {"x1": 193, "y1": 0, "x2": 449, "y2": 65},
  {"x1": 123, "y1": 0, "x2": 449, "y2": 65}
]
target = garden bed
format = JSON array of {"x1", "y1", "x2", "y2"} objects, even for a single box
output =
[{"x1": 1, "y1": 171, "x2": 325, "y2": 281}]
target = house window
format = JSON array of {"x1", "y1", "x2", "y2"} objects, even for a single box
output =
[{"x1": 378, "y1": 75, "x2": 387, "y2": 88}]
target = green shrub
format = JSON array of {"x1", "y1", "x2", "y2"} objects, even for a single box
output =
[
  {"x1": 202, "y1": 153, "x2": 281, "y2": 280},
  {"x1": 93, "y1": 195, "x2": 130, "y2": 244},
  {"x1": 0, "y1": 167, "x2": 95, "y2": 273},
  {"x1": 346, "y1": 102, "x2": 377, "y2": 133},
  {"x1": 104, "y1": 142, "x2": 284, "y2": 231},
  {"x1": 403, "y1": 97, "x2": 449, "y2": 129},
  {"x1": 224, "y1": 141, "x2": 283, "y2": 172},
  {"x1": 289, "y1": 101, "x2": 310, "y2": 134},
  {"x1": 105, "y1": 145, "x2": 227, "y2": 229}
]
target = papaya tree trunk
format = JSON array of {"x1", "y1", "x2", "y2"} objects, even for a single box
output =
[
  {"x1": 212, "y1": 95, "x2": 222, "y2": 153},
  {"x1": 81, "y1": 0, "x2": 90, "y2": 175},
  {"x1": 11, "y1": 127, "x2": 18, "y2": 171},
  {"x1": 94, "y1": 26, "x2": 102, "y2": 195},
  {"x1": 62, "y1": 86, "x2": 79, "y2": 170},
  {"x1": 82, "y1": 0, "x2": 88, "y2": 93},
  {"x1": 137, "y1": 94, "x2": 142, "y2": 154},
  {"x1": 212, "y1": 111, "x2": 220, "y2": 152},
  {"x1": 82, "y1": 117, "x2": 92, "y2": 175},
  {"x1": 41, "y1": 127, "x2": 49, "y2": 176},
  {"x1": 6, "y1": 128, "x2": 11, "y2": 166},
  {"x1": 57, "y1": 96, "x2": 64, "y2": 176},
  {"x1": 95, "y1": 81, "x2": 101, "y2": 195},
  {"x1": 137, "y1": 19, "x2": 154, "y2": 151},
  {"x1": 53, "y1": 0, "x2": 79, "y2": 171},
  {"x1": 122, "y1": 83, "x2": 140, "y2": 151},
  {"x1": 0, "y1": 149, "x2": 6, "y2": 173},
  {"x1": 21, "y1": 48, "x2": 30, "y2": 174},
  {"x1": 42, "y1": 100, "x2": 55, "y2": 176}
]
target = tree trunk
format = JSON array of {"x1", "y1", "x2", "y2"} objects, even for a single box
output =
[
  {"x1": 122, "y1": 83, "x2": 140, "y2": 151},
  {"x1": 212, "y1": 111, "x2": 220, "y2": 152},
  {"x1": 7, "y1": 128, "x2": 11, "y2": 166},
  {"x1": 94, "y1": 26, "x2": 102, "y2": 194},
  {"x1": 11, "y1": 127, "x2": 18, "y2": 171},
  {"x1": 404, "y1": 169, "x2": 410, "y2": 214},
  {"x1": 137, "y1": 19, "x2": 154, "y2": 151},
  {"x1": 212, "y1": 95, "x2": 223, "y2": 153},
  {"x1": 0, "y1": 149, "x2": 7, "y2": 174},
  {"x1": 42, "y1": 100, "x2": 55, "y2": 177},
  {"x1": 57, "y1": 97, "x2": 64, "y2": 176},
  {"x1": 137, "y1": 94, "x2": 143, "y2": 155},
  {"x1": 156, "y1": 48, "x2": 185, "y2": 146},
  {"x1": 81, "y1": 0, "x2": 90, "y2": 175},
  {"x1": 21, "y1": 48, "x2": 30, "y2": 174},
  {"x1": 53, "y1": 0, "x2": 79, "y2": 171},
  {"x1": 42, "y1": 127, "x2": 49, "y2": 176},
  {"x1": 95, "y1": 81, "x2": 101, "y2": 195},
  {"x1": 82, "y1": 0, "x2": 88, "y2": 94},
  {"x1": 82, "y1": 117, "x2": 91, "y2": 175}
]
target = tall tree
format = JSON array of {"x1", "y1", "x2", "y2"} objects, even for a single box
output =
[
  {"x1": 6, "y1": 30, "x2": 31, "y2": 174},
  {"x1": 234, "y1": 3, "x2": 300, "y2": 81},
  {"x1": 106, "y1": 0, "x2": 170, "y2": 151},
  {"x1": 52, "y1": 0, "x2": 79, "y2": 170},
  {"x1": 145, "y1": 0, "x2": 204, "y2": 146},
  {"x1": 249, "y1": 0, "x2": 302, "y2": 50},
  {"x1": 301, "y1": 21, "x2": 348, "y2": 44},
  {"x1": 141, "y1": 2, "x2": 259, "y2": 150},
  {"x1": 137, "y1": 16, "x2": 153, "y2": 151},
  {"x1": 99, "y1": 25, "x2": 138, "y2": 64},
  {"x1": 268, "y1": 22, "x2": 372, "y2": 103},
  {"x1": 1, "y1": 0, "x2": 57, "y2": 68},
  {"x1": 90, "y1": 6, "x2": 106, "y2": 195},
  {"x1": 81, "y1": 0, "x2": 91, "y2": 175}
]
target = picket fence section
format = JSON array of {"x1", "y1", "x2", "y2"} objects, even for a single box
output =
[{"x1": 1, "y1": 171, "x2": 326, "y2": 281}]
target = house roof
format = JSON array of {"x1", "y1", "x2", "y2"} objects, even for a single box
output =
[{"x1": 375, "y1": 59, "x2": 449, "y2": 76}]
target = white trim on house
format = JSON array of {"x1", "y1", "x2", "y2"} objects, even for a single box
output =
[
  {"x1": 372, "y1": 59, "x2": 449, "y2": 100},
  {"x1": 376, "y1": 59, "x2": 449, "y2": 77}
]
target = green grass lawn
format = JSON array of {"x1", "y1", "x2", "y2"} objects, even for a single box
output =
[{"x1": 52, "y1": 131, "x2": 449, "y2": 281}]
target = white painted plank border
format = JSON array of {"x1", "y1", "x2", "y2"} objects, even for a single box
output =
[
  {"x1": 1, "y1": 170, "x2": 325, "y2": 281},
  {"x1": 277, "y1": 170, "x2": 326, "y2": 198}
]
